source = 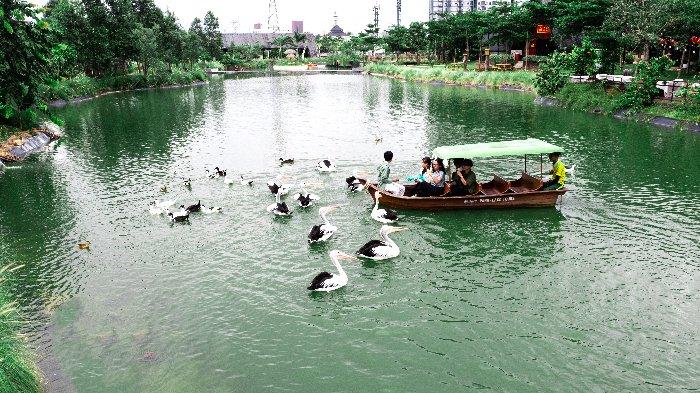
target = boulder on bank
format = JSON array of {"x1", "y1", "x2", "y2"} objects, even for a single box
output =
[
  {"x1": 0, "y1": 121, "x2": 62, "y2": 164},
  {"x1": 533, "y1": 96, "x2": 561, "y2": 107}
]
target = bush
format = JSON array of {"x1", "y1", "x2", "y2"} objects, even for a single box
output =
[
  {"x1": 555, "y1": 83, "x2": 618, "y2": 113},
  {"x1": 614, "y1": 56, "x2": 673, "y2": 111},
  {"x1": 535, "y1": 52, "x2": 570, "y2": 96},
  {"x1": 568, "y1": 38, "x2": 599, "y2": 75},
  {"x1": 490, "y1": 54, "x2": 514, "y2": 64}
]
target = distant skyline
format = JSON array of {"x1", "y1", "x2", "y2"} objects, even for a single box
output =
[{"x1": 150, "y1": 0, "x2": 427, "y2": 34}]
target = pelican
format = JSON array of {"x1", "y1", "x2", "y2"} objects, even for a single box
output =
[
  {"x1": 565, "y1": 164, "x2": 576, "y2": 176},
  {"x1": 307, "y1": 250, "x2": 357, "y2": 292},
  {"x1": 371, "y1": 194, "x2": 398, "y2": 224},
  {"x1": 316, "y1": 159, "x2": 336, "y2": 172},
  {"x1": 148, "y1": 202, "x2": 164, "y2": 215},
  {"x1": 240, "y1": 175, "x2": 253, "y2": 186},
  {"x1": 356, "y1": 225, "x2": 408, "y2": 260},
  {"x1": 267, "y1": 189, "x2": 292, "y2": 216},
  {"x1": 267, "y1": 180, "x2": 289, "y2": 196},
  {"x1": 308, "y1": 205, "x2": 340, "y2": 243},
  {"x1": 167, "y1": 209, "x2": 189, "y2": 223},
  {"x1": 293, "y1": 183, "x2": 320, "y2": 208},
  {"x1": 152, "y1": 199, "x2": 176, "y2": 209},
  {"x1": 345, "y1": 176, "x2": 362, "y2": 192},
  {"x1": 223, "y1": 174, "x2": 235, "y2": 185}
]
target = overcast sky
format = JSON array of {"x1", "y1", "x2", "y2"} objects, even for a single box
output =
[{"x1": 151, "y1": 0, "x2": 427, "y2": 34}]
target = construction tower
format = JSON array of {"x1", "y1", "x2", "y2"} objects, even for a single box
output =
[
  {"x1": 396, "y1": 0, "x2": 402, "y2": 26},
  {"x1": 268, "y1": 0, "x2": 280, "y2": 32}
]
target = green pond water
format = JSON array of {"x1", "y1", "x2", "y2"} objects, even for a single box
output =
[{"x1": 1, "y1": 74, "x2": 699, "y2": 392}]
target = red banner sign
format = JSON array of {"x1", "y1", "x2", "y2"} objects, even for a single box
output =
[{"x1": 536, "y1": 24, "x2": 551, "y2": 38}]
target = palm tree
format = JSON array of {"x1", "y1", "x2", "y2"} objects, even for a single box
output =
[
  {"x1": 272, "y1": 35, "x2": 294, "y2": 58},
  {"x1": 293, "y1": 31, "x2": 308, "y2": 60}
]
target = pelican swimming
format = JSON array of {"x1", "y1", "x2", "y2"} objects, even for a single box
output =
[
  {"x1": 307, "y1": 250, "x2": 357, "y2": 292},
  {"x1": 152, "y1": 199, "x2": 176, "y2": 209},
  {"x1": 307, "y1": 205, "x2": 340, "y2": 243},
  {"x1": 148, "y1": 202, "x2": 164, "y2": 215},
  {"x1": 345, "y1": 176, "x2": 362, "y2": 192},
  {"x1": 267, "y1": 180, "x2": 289, "y2": 196},
  {"x1": 371, "y1": 193, "x2": 398, "y2": 224},
  {"x1": 293, "y1": 183, "x2": 320, "y2": 208},
  {"x1": 167, "y1": 209, "x2": 189, "y2": 223},
  {"x1": 316, "y1": 159, "x2": 336, "y2": 172},
  {"x1": 267, "y1": 189, "x2": 292, "y2": 216},
  {"x1": 356, "y1": 225, "x2": 408, "y2": 260}
]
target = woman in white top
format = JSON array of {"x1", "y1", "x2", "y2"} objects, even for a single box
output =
[{"x1": 415, "y1": 158, "x2": 446, "y2": 197}]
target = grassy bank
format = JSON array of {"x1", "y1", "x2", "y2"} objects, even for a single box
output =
[
  {"x1": 43, "y1": 69, "x2": 207, "y2": 102},
  {"x1": 553, "y1": 84, "x2": 700, "y2": 123},
  {"x1": 364, "y1": 63, "x2": 537, "y2": 90},
  {"x1": 0, "y1": 266, "x2": 41, "y2": 393}
]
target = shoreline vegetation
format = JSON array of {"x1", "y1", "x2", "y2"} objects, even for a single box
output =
[
  {"x1": 364, "y1": 63, "x2": 700, "y2": 131},
  {"x1": 0, "y1": 265, "x2": 41, "y2": 393}
]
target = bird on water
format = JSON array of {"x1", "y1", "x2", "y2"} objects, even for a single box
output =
[
  {"x1": 293, "y1": 183, "x2": 320, "y2": 208},
  {"x1": 356, "y1": 225, "x2": 408, "y2": 260},
  {"x1": 267, "y1": 189, "x2": 292, "y2": 216},
  {"x1": 370, "y1": 193, "x2": 398, "y2": 224},
  {"x1": 307, "y1": 250, "x2": 357, "y2": 292},
  {"x1": 316, "y1": 159, "x2": 336, "y2": 172},
  {"x1": 267, "y1": 180, "x2": 289, "y2": 196},
  {"x1": 307, "y1": 205, "x2": 340, "y2": 243}
]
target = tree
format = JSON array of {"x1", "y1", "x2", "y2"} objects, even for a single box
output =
[
  {"x1": 0, "y1": 1, "x2": 54, "y2": 127},
  {"x1": 551, "y1": 0, "x2": 611, "y2": 44},
  {"x1": 106, "y1": 0, "x2": 137, "y2": 73},
  {"x1": 292, "y1": 31, "x2": 307, "y2": 59},
  {"x1": 202, "y1": 10, "x2": 222, "y2": 60},
  {"x1": 134, "y1": 24, "x2": 158, "y2": 75},
  {"x1": 158, "y1": 11, "x2": 183, "y2": 70},
  {"x1": 603, "y1": 0, "x2": 682, "y2": 60},
  {"x1": 316, "y1": 35, "x2": 341, "y2": 54},
  {"x1": 182, "y1": 30, "x2": 203, "y2": 67},
  {"x1": 81, "y1": 0, "x2": 113, "y2": 75},
  {"x1": 272, "y1": 34, "x2": 294, "y2": 58},
  {"x1": 132, "y1": 0, "x2": 162, "y2": 28}
]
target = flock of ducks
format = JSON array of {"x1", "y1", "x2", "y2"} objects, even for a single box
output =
[{"x1": 147, "y1": 159, "x2": 408, "y2": 293}]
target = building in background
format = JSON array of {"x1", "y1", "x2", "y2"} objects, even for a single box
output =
[
  {"x1": 292, "y1": 21, "x2": 303, "y2": 33},
  {"x1": 429, "y1": 0, "x2": 526, "y2": 19},
  {"x1": 221, "y1": 33, "x2": 319, "y2": 57}
]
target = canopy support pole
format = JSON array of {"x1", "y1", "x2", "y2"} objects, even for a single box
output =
[
  {"x1": 524, "y1": 155, "x2": 527, "y2": 173},
  {"x1": 540, "y1": 154, "x2": 543, "y2": 179}
]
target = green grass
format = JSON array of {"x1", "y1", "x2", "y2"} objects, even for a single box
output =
[
  {"x1": 554, "y1": 83, "x2": 620, "y2": 114},
  {"x1": 0, "y1": 265, "x2": 41, "y2": 393},
  {"x1": 364, "y1": 63, "x2": 537, "y2": 90},
  {"x1": 642, "y1": 99, "x2": 700, "y2": 122},
  {"x1": 44, "y1": 68, "x2": 208, "y2": 101}
]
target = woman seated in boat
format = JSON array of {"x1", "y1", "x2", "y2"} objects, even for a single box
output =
[
  {"x1": 414, "y1": 158, "x2": 446, "y2": 197},
  {"x1": 406, "y1": 157, "x2": 432, "y2": 183},
  {"x1": 449, "y1": 158, "x2": 477, "y2": 196}
]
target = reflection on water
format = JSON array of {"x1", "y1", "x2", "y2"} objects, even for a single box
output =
[{"x1": 0, "y1": 75, "x2": 698, "y2": 392}]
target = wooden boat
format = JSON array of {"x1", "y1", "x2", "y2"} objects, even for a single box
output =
[{"x1": 362, "y1": 138, "x2": 569, "y2": 211}]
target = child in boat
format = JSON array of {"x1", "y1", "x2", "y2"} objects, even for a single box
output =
[
  {"x1": 377, "y1": 151, "x2": 393, "y2": 187},
  {"x1": 450, "y1": 158, "x2": 477, "y2": 196},
  {"x1": 540, "y1": 152, "x2": 566, "y2": 190}
]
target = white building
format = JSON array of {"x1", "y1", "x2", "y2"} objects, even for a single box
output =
[{"x1": 429, "y1": 0, "x2": 526, "y2": 19}]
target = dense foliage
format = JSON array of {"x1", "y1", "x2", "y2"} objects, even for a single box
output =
[{"x1": 615, "y1": 56, "x2": 673, "y2": 110}]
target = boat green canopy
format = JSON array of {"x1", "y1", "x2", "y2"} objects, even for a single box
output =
[{"x1": 432, "y1": 138, "x2": 564, "y2": 160}]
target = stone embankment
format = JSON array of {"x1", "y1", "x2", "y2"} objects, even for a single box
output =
[{"x1": 0, "y1": 122, "x2": 62, "y2": 168}]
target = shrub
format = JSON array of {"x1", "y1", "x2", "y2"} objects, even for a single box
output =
[
  {"x1": 568, "y1": 38, "x2": 599, "y2": 76},
  {"x1": 535, "y1": 52, "x2": 570, "y2": 96},
  {"x1": 490, "y1": 54, "x2": 514, "y2": 64},
  {"x1": 614, "y1": 56, "x2": 673, "y2": 111}
]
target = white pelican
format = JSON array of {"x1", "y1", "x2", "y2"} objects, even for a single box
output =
[
  {"x1": 240, "y1": 175, "x2": 253, "y2": 186},
  {"x1": 152, "y1": 199, "x2": 176, "y2": 209},
  {"x1": 223, "y1": 174, "x2": 235, "y2": 185},
  {"x1": 371, "y1": 193, "x2": 398, "y2": 224},
  {"x1": 308, "y1": 205, "x2": 340, "y2": 243},
  {"x1": 307, "y1": 250, "x2": 357, "y2": 292},
  {"x1": 267, "y1": 180, "x2": 289, "y2": 196},
  {"x1": 167, "y1": 209, "x2": 189, "y2": 223},
  {"x1": 148, "y1": 202, "x2": 164, "y2": 215},
  {"x1": 565, "y1": 164, "x2": 576, "y2": 176},
  {"x1": 345, "y1": 176, "x2": 362, "y2": 192},
  {"x1": 356, "y1": 225, "x2": 408, "y2": 260},
  {"x1": 267, "y1": 190, "x2": 292, "y2": 216},
  {"x1": 316, "y1": 159, "x2": 336, "y2": 172},
  {"x1": 293, "y1": 183, "x2": 320, "y2": 208}
]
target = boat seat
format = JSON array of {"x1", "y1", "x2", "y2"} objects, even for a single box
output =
[
  {"x1": 477, "y1": 175, "x2": 510, "y2": 196},
  {"x1": 506, "y1": 172, "x2": 543, "y2": 194}
]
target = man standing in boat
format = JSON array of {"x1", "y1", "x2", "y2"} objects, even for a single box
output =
[{"x1": 540, "y1": 152, "x2": 566, "y2": 190}]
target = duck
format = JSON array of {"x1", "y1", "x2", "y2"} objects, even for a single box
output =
[
  {"x1": 316, "y1": 159, "x2": 337, "y2": 172},
  {"x1": 78, "y1": 241, "x2": 91, "y2": 250},
  {"x1": 159, "y1": 186, "x2": 168, "y2": 193},
  {"x1": 345, "y1": 175, "x2": 363, "y2": 192},
  {"x1": 167, "y1": 209, "x2": 189, "y2": 223},
  {"x1": 370, "y1": 193, "x2": 398, "y2": 224},
  {"x1": 267, "y1": 189, "x2": 292, "y2": 216},
  {"x1": 356, "y1": 225, "x2": 408, "y2": 260},
  {"x1": 279, "y1": 158, "x2": 295, "y2": 165},
  {"x1": 240, "y1": 175, "x2": 253, "y2": 186},
  {"x1": 307, "y1": 205, "x2": 340, "y2": 243},
  {"x1": 307, "y1": 250, "x2": 357, "y2": 292},
  {"x1": 202, "y1": 206, "x2": 223, "y2": 214},
  {"x1": 374, "y1": 135, "x2": 383, "y2": 144},
  {"x1": 293, "y1": 183, "x2": 320, "y2": 208},
  {"x1": 183, "y1": 178, "x2": 192, "y2": 188},
  {"x1": 267, "y1": 180, "x2": 289, "y2": 196},
  {"x1": 207, "y1": 167, "x2": 226, "y2": 179},
  {"x1": 181, "y1": 200, "x2": 201, "y2": 213}
]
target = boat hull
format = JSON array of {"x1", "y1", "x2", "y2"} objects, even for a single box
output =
[{"x1": 365, "y1": 183, "x2": 567, "y2": 211}]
